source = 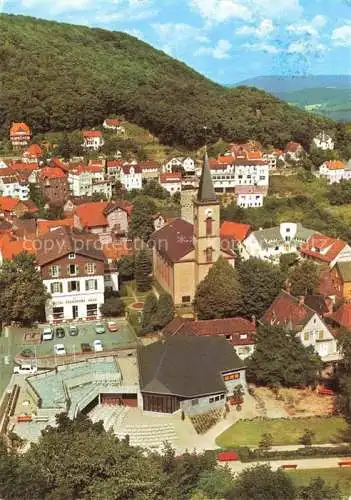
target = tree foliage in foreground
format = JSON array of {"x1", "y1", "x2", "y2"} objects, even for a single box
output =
[
  {"x1": 0, "y1": 252, "x2": 48, "y2": 325},
  {"x1": 247, "y1": 324, "x2": 322, "y2": 388},
  {"x1": 194, "y1": 257, "x2": 242, "y2": 320}
]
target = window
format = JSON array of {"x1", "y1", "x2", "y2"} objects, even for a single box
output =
[
  {"x1": 50, "y1": 265, "x2": 60, "y2": 278},
  {"x1": 215, "y1": 395, "x2": 220, "y2": 402},
  {"x1": 50, "y1": 282, "x2": 63, "y2": 294},
  {"x1": 220, "y1": 394, "x2": 225, "y2": 400},
  {"x1": 209, "y1": 397, "x2": 214, "y2": 403},
  {"x1": 304, "y1": 332, "x2": 310, "y2": 342},
  {"x1": 206, "y1": 217, "x2": 213, "y2": 236},
  {"x1": 191, "y1": 399, "x2": 199, "y2": 406},
  {"x1": 68, "y1": 280, "x2": 80, "y2": 292},
  {"x1": 182, "y1": 296, "x2": 191, "y2": 303},
  {"x1": 68, "y1": 253, "x2": 76, "y2": 260},
  {"x1": 85, "y1": 263, "x2": 96, "y2": 275},
  {"x1": 53, "y1": 307, "x2": 64, "y2": 320},
  {"x1": 223, "y1": 373, "x2": 240, "y2": 381},
  {"x1": 87, "y1": 304, "x2": 97, "y2": 317},
  {"x1": 205, "y1": 247, "x2": 213, "y2": 263},
  {"x1": 68, "y1": 264, "x2": 78, "y2": 276},
  {"x1": 85, "y1": 279, "x2": 98, "y2": 291},
  {"x1": 319, "y1": 331, "x2": 324, "y2": 340}
]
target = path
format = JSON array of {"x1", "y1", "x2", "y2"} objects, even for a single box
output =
[{"x1": 224, "y1": 457, "x2": 349, "y2": 474}]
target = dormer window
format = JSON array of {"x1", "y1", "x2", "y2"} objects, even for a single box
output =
[{"x1": 68, "y1": 253, "x2": 76, "y2": 260}]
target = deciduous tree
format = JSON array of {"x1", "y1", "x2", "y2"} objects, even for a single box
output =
[{"x1": 289, "y1": 260, "x2": 319, "y2": 297}]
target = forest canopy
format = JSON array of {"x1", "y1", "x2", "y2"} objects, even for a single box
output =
[{"x1": 0, "y1": 14, "x2": 340, "y2": 149}]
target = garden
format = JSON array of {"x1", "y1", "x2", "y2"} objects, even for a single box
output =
[
  {"x1": 216, "y1": 416, "x2": 347, "y2": 448},
  {"x1": 287, "y1": 468, "x2": 351, "y2": 497}
]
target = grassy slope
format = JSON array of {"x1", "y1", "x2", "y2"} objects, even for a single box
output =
[
  {"x1": 288, "y1": 468, "x2": 351, "y2": 496},
  {"x1": 0, "y1": 14, "x2": 332, "y2": 148},
  {"x1": 216, "y1": 417, "x2": 347, "y2": 447}
]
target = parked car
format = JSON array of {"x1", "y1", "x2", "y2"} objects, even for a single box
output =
[
  {"x1": 42, "y1": 326, "x2": 54, "y2": 341},
  {"x1": 54, "y1": 344, "x2": 66, "y2": 356},
  {"x1": 55, "y1": 327, "x2": 65, "y2": 339},
  {"x1": 81, "y1": 343, "x2": 92, "y2": 353},
  {"x1": 13, "y1": 363, "x2": 37, "y2": 375},
  {"x1": 69, "y1": 325, "x2": 79, "y2": 336},
  {"x1": 107, "y1": 321, "x2": 119, "y2": 332},
  {"x1": 93, "y1": 339, "x2": 103, "y2": 352},
  {"x1": 95, "y1": 323, "x2": 106, "y2": 334}
]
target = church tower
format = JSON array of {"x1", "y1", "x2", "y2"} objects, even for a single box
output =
[{"x1": 194, "y1": 151, "x2": 221, "y2": 286}]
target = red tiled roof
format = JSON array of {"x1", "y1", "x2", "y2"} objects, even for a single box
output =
[
  {"x1": 300, "y1": 234, "x2": 346, "y2": 263},
  {"x1": 331, "y1": 303, "x2": 351, "y2": 329},
  {"x1": 107, "y1": 160, "x2": 123, "y2": 168},
  {"x1": 163, "y1": 317, "x2": 256, "y2": 345},
  {"x1": 247, "y1": 151, "x2": 263, "y2": 160},
  {"x1": 37, "y1": 218, "x2": 74, "y2": 236},
  {"x1": 151, "y1": 218, "x2": 194, "y2": 262},
  {"x1": 121, "y1": 165, "x2": 141, "y2": 174},
  {"x1": 220, "y1": 221, "x2": 251, "y2": 242},
  {"x1": 10, "y1": 122, "x2": 31, "y2": 136},
  {"x1": 0, "y1": 236, "x2": 35, "y2": 260},
  {"x1": 102, "y1": 242, "x2": 130, "y2": 260},
  {"x1": 51, "y1": 157, "x2": 69, "y2": 173},
  {"x1": 0, "y1": 167, "x2": 15, "y2": 177},
  {"x1": 25, "y1": 144, "x2": 42, "y2": 158},
  {"x1": 104, "y1": 118, "x2": 121, "y2": 127},
  {"x1": 83, "y1": 130, "x2": 103, "y2": 138},
  {"x1": 284, "y1": 141, "x2": 304, "y2": 153},
  {"x1": 233, "y1": 159, "x2": 267, "y2": 166},
  {"x1": 235, "y1": 186, "x2": 267, "y2": 195},
  {"x1": 217, "y1": 155, "x2": 233, "y2": 165},
  {"x1": 75, "y1": 201, "x2": 109, "y2": 227},
  {"x1": 39, "y1": 167, "x2": 66, "y2": 179},
  {"x1": 160, "y1": 172, "x2": 182, "y2": 183},
  {"x1": 0, "y1": 196, "x2": 21, "y2": 212},
  {"x1": 10, "y1": 161, "x2": 38, "y2": 172},
  {"x1": 261, "y1": 290, "x2": 315, "y2": 330},
  {"x1": 138, "y1": 161, "x2": 159, "y2": 171},
  {"x1": 324, "y1": 160, "x2": 345, "y2": 171}
]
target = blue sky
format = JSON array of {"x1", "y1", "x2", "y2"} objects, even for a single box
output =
[{"x1": 1, "y1": 0, "x2": 350, "y2": 83}]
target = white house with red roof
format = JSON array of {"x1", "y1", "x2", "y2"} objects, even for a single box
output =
[
  {"x1": 9, "y1": 122, "x2": 31, "y2": 149},
  {"x1": 82, "y1": 130, "x2": 104, "y2": 151},
  {"x1": 120, "y1": 164, "x2": 142, "y2": 191},
  {"x1": 261, "y1": 291, "x2": 339, "y2": 361},
  {"x1": 139, "y1": 161, "x2": 159, "y2": 181},
  {"x1": 68, "y1": 163, "x2": 112, "y2": 198},
  {"x1": 22, "y1": 144, "x2": 43, "y2": 164},
  {"x1": 235, "y1": 185, "x2": 267, "y2": 208},
  {"x1": 159, "y1": 172, "x2": 182, "y2": 195},
  {"x1": 0, "y1": 166, "x2": 30, "y2": 200},
  {"x1": 284, "y1": 141, "x2": 305, "y2": 161},
  {"x1": 163, "y1": 157, "x2": 195, "y2": 175},
  {"x1": 300, "y1": 233, "x2": 351, "y2": 268},
  {"x1": 317, "y1": 160, "x2": 350, "y2": 184}
]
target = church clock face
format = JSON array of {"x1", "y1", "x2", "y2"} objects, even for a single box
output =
[{"x1": 205, "y1": 208, "x2": 213, "y2": 218}]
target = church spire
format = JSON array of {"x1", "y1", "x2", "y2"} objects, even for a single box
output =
[{"x1": 197, "y1": 150, "x2": 218, "y2": 204}]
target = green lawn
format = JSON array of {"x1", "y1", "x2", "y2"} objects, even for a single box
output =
[
  {"x1": 216, "y1": 417, "x2": 347, "y2": 447},
  {"x1": 287, "y1": 468, "x2": 351, "y2": 497}
]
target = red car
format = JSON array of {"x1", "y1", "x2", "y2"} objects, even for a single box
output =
[
  {"x1": 217, "y1": 451, "x2": 239, "y2": 462},
  {"x1": 108, "y1": 321, "x2": 120, "y2": 332}
]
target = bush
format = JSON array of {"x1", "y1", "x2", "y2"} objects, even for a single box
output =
[
  {"x1": 128, "y1": 310, "x2": 141, "y2": 336},
  {"x1": 235, "y1": 445, "x2": 351, "y2": 462},
  {"x1": 100, "y1": 297, "x2": 125, "y2": 317}
]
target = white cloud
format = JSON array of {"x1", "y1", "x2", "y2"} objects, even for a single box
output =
[
  {"x1": 196, "y1": 39, "x2": 232, "y2": 59},
  {"x1": 287, "y1": 15, "x2": 327, "y2": 37},
  {"x1": 236, "y1": 19, "x2": 274, "y2": 37},
  {"x1": 21, "y1": 0, "x2": 92, "y2": 11},
  {"x1": 331, "y1": 24, "x2": 351, "y2": 47},
  {"x1": 287, "y1": 40, "x2": 327, "y2": 54},
  {"x1": 248, "y1": 0, "x2": 303, "y2": 20},
  {"x1": 153, "y1": 23, "x2": 210, "y2": 56},
  {"x1": 190, "y1": 0, "x2": 252, "y2": 23},
  {"x1": 242, "y1": 42, "x2": 281, "y2": 54}
]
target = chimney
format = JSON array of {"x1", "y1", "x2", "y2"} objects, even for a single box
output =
[{"x1": 298, "y1": 296, "x2": 305, "y2": 306}]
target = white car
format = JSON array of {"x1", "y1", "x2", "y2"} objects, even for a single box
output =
[
  {"x1": 54, "y1": 344, "x2": 66, "y2": 356},
  {"x1": 93, "y1": 339, "x2": 103, "y2": 352},
  {"x1": 42, "y1": 326, "x2": 54, "y2": 341},
  {"x1": 13, "y1": 363, "x2": 38, "y2": 375}
]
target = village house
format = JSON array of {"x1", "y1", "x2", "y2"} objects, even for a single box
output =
[
  {"x1": 120, "y1": 164, "x2": 142, "y2": 191},
  {"x1": 68, "y1": 163, "x2": 112, "y2": 198},
  {"x1": 151, "y1": 153, "x2": 234, "y2": 305},
  {"x1": 0, "y1": 167, "x2": 29, "y2": 200},
  {"x1": 74, "y1": 200, "x2": 131, "y2": 244},
  {"x1": 9, "y1": 122, "x2": 31, "y2": 149},
  {"x1": 330, "y1": 303, "x2": 351, "y2": 330},
  {"x1": 10, "y1": 161, "x2": 39, "y2": 184},
  {"x1": 152, "y1": 213, "x2": 166, "y2": 232},
  {"x1": 220, "y1": 221, "x2": 251, "y2": 255},
  {"x1": 22, "y1": 144, "x2": 43, "y2": 163},
  {"x1": 300, "y1": 233, "x2": 351, "y2": 268},
  {"x1": 235, "y1": 185, "x2": 267, "y2": 208},
  {"x1": 284, "y1": 141, "x2": 305, "y2": 161},
  {"x1": 139, "y1": 161, "x2": 160, "y2": 181},
  {"x1": 159, "y1": 172, "x2": 182, "y2": 195},
  {"x1": 317, "y1": 160, "x2": 350, "y2": 184},
  {"x1": 138, "y1": 336, "x2": 246, "y2": 415},
  {"x1": 261, "y1": 290, "x2": 338, "y2": 361},
  {"x1": 0, "y1": 196, "x2": 32, "y2": 218},
  {"x1": 243, "y1": 223, "x2": 315, "y2": 263},
  {"x1": 162, "y1": 316, "x2": 256, "y2": 359},
  {"x1": 328, "y1": 261, "x2": 351, "y2": 300},
  {"x1": 313, "y1": 131, "x2": 335, "y2": 151},
  {"x1": 82, "y1": 130, "x2": 104, "y2": 151},
  {"x1": 37, "y1": 227, "x2": 107, "y2": 322},
  {"x1": 103, "y1": 118, "x2": 125, "y2": 135},
  {"x1": 39, "y1": 167, "x2": 69, "y2": 206},
  {"x1": 163, "y1": 157, "x2": 195, "y2": 175}
]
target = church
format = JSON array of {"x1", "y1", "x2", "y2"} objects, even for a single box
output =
[{"x1": 151, "y1": 152, "x2": 235, "y2": 305}]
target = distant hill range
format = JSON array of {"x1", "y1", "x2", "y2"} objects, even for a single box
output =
[{"x1": 233, "y1": 75, "x2": 351, "y2": 122}]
